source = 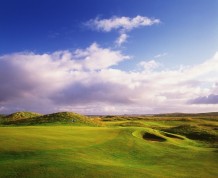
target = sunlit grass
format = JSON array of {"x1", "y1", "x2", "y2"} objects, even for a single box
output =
[{"x1": 0, "y1": 113, "x2": 217, "y2": 177}]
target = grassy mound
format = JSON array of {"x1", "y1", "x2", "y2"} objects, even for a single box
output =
[
  {"x1": 4, "y1": 111, "x2": 42, "y2": 121},
  {"x1": 163, "y1": 124, "x2": 218, "y2": 143},
  {"x1": 4, "y1": 112, "x2": 102, "y2": 126}
]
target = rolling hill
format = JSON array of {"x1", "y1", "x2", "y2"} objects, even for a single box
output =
[{"x1": 3, "y1": 112, "x2": 102, "y2": 126}]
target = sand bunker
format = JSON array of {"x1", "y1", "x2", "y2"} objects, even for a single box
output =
[{"x1": 143, "y1": 133, "x2": 166, "y2": 142}]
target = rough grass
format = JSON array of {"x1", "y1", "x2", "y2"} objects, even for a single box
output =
[
  {"x1": 3, "y1": 112, "x2": 103, "y2": 127},
  {"x1": 163, "y1": 124, "x2": 218, "y2": 143},
  {"x1": 3, "y1": 111, "x2": 42, "y2": 122},
  {"x1": 0, "y1": 115, "x2": 5, "y2": 124}
]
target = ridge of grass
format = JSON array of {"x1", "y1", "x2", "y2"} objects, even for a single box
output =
[
  {"x1": 3, "y1": 112, "x2": 103, "y2": 127},
  {"x1": 4, "y1": 111, "x2": 42, "y2": 121}
]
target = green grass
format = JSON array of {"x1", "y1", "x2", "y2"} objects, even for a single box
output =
[{"x1": 0, "y1": 113, "x2": 217, "y2": 177}]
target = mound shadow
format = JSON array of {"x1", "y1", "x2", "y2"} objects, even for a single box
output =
[{"x1": 143, "y1": 132, "x2": 166, "y2": 142}]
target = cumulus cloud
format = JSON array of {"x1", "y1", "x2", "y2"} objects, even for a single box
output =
[
  {"x1": 73, "y1": 43, "x2": 130, "y2": 70},
  {"x1": 86, "y1": 15, "x2": 160, "y2": 46},
  {"x1": 0, "y1": 43, "x2": 130, "y2": 113},
  {"x1": 0, "y1": 46, "x2": 218, "y2": 114}
]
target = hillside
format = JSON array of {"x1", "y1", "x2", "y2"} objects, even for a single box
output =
[
  {"x1": 155, "y1": 112, "x2": 218, "y2": 117},
  {"x1": 3, "y1": 112, "x2": 102, "y2": 126},
  {"x1": 4, "y1": 111, "x2": 42, "y2": 121}
]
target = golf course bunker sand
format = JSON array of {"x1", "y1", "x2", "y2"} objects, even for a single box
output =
[
  {"x1": 163, "y1": 132, "x2": 184, "y2": 140},
  {"x1": 143, "y1": 132, "x2": 166, "y2": 142}
]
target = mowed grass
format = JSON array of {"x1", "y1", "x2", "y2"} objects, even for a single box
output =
[{"x1": 0, "y1": 125, "x2": 217, "y2": 178}]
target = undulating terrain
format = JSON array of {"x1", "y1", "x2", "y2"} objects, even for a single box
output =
[{"x1": 0, "y1": 112, "x2": 217, "y2": 178}]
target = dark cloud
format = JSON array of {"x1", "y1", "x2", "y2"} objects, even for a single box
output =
[
  {"x1": 0, "y1": 58, "x2": 37, "y2": 103},
  {"x1": 0, "y1": 51, "x2": 133, "y2": 114},
  {"x1": 51, "y1": 82, "x2": 133, "y2": 105},
  {"x1": 189, "y1": 94, "x2": 218, "y2": 104},
  {"x1": 0, "y1": 54, "x2": 65, "y2": 113}
]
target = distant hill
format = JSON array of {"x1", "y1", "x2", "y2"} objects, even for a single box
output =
[
  {"x1": 4, "y1": 111, "x2": 42, "y2": 121},
  {"x1": 155, "y1": 112, "x2": 218, "y2": 117},
  {"x1": 3, "y1": 112, "x2": 102, "y2": 126}
]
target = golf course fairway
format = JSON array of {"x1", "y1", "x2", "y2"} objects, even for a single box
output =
[{"x1": 0, "y1": 125, "x2": 217, "y2": 178}]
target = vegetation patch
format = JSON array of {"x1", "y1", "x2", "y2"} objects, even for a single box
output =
[
  {"x1": 199, "y1": 123, "x2": 218, "y2": 131},
  {"x1": 163, "y1": 124, "x2": 218, "y2": 143},
  {"x1": 3, "y1": 112, "x2": 103, "y2": 127},
  {"x1": 4, "y1": 111, "x2": 42, "y2": 122}
]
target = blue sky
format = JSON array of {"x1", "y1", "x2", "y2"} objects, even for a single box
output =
[{"x1": 0, "y1": 0, "x2": 218, "y2": 114}]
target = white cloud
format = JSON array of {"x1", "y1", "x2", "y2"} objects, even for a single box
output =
[
  {"x1": 138, "y1": 60, "x2": 160, "y2": 71},
  {"x1": 0, "y1": 47, "x2": 218, "y2": 114},
  {"x1": 115, "y1": 33, "x2": 128, "y2": 46},
  {"x1": 86, "y1": 15, "x2": 160, "y2": 46},
  {"x1": 86, "y1": 15, "x2": 160, "y2": 32},
  {"x1": 73, "y1": 43, "x2": 130, "y2": 70}
]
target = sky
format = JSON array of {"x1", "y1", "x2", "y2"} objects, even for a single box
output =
[{"x1": 0, "y1": 0, "x2": 218, "y2": 114}]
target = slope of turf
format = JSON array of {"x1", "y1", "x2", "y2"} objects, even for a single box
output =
[
  {"x1": 0, "y1": 126, "x2": 217, "y2": 178},
  {"x1": 163, "y1": 124, "x2": 218, "y2": 143},
  {"x1": 0, "y1": 112, "x2": 218, "y2": 177},
  {"x1": 3, "y1": 111, "x2": 42, "y2": 121},
  {"x1": 4, "y1": 112, "x2": 102, "y2": 126}
]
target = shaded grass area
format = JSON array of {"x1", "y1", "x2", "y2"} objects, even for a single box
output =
[
  {"x1": 163, "y1": 124, "x2": 218, "y2": 144},
  {"x1": 0, "y1": 126, "x2": 218, "y2": 178}
]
